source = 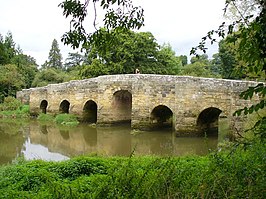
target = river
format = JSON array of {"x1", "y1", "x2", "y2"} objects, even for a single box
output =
[{"x1": 0, "y1": 119, "x2": 225, "y2": 165}]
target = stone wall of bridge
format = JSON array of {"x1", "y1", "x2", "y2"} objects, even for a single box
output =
[{"x1": 17, "y1": 74, "x2": 259, "y2": 136}]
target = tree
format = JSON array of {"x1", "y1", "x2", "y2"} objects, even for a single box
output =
[
  {"x1": 59, "y1": 0, "x2": 144, "y2": 51},
  {"x1": 0, "y1": 32, "x2": 38, "y2": 101},
  {"x1": 45, "y1": 39, "x2": 63, "y2": 69},
  {"x1": 80, "y1": 30, "x2": 181, "y2": 78},
  {"x1": 80, "y1": 59, "x2": 108, "y2": 78},
  {"x1": 179, "y1": 55, "x2": 188, "y2": 66},
  {"x1": 210, "y1": 53, "x2": 223, "y2": 77},
  {"x1": 190, "y1": 54, "x2": 209, "y2": 64},
  {"x1": 11, "y1": 53, "x2": 38, "y2": 88},
  {"x1": 64, "y1": 52, "x2": 85, "y2": 70},
  {"x1": 32, "y1": 68, "x2": 71, "y2": 87},
  {"x1": 191, "y1": 0, "x2": 266, "y2": 139},
  {"x1": 0, "y1": 34, "x2": 9, "y2": 65},
  {"x1": 0, "y1": 64, "x2": 24, "y2": 103},
  {"x1": 4, "y1": 31, "x2": 16, "y2": 61},
  {"x1": 0, "y1": 32, "x2": 16, "y2": 65},
  {"x1": 157, "y1": 43, "x2": 182, "y2": 75},
  {"x1": 180, "y1": 55, "x2": 217, "y2": 78}
]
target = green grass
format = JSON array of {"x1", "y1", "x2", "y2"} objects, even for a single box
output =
[
  {"x1": 37, "y1": 113, "x2": 54, "y2": 122},
  {"x1": 0, "y1": 141, "x2": 265, "y2": 198},
  {"x1": 54, "y1": 114, "x2": 79, "y2": 126},
  {"x1": 0, "y1": 105, "x2": 30, "y2": 119},
  {"x1": 37, "y1": 113, "x2": 79, "y2": 126}
]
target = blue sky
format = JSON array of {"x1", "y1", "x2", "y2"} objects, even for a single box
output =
[{"x1": 0, "y1": 0, "x2": 225, "y2": 65}]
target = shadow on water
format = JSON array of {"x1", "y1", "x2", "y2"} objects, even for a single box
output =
[{"x1": 0, "y1": 120, "x2": 220, "y2": 164}]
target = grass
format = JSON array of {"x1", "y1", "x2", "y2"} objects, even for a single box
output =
[
  {"x1": 54, "y1": 114, "x2": 79, "y2": 126},
  {"x1": 0, "y1": 140, "x2": 265, "y2": 198},
  {"x1": 37, "y1": 113, "x2": 80, "y2": 126},
  {"x1": 37, "y1": 113, "x2": 54, "y2": 122},
  {"x1": 0, "y1": 105, "x2": 30, "y2": 119}
]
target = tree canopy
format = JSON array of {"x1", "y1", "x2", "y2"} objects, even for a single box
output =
[
  {"x1": 59, "y1": 0, "x2": 144, "y2": 51},
  {"x1": 43, "y1": 39, "x2": 63, "y2": 69},
  {"x1": 0, "y1": 32, "x2": 38, "y2": 102},
  {"x1": 80, "y1": 30, "x2": 182, "y2": 78}
]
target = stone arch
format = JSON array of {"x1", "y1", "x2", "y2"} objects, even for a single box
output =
[
  {"x1": 40, "y1": 100, "x2": 48, "y2": 114},
  {"x1": 59, "y1": 100, "x2": 70, "y2": 114},
  {"x1": 83, "y1": 100, "x2": 97, "y2": 123},
  {"x1": 150, "y1": 105, "x2": 173, "y2": 129},
  {"x1": 197, "y1": 107, "x2": 222, "y2": 136},
  {"x1": 111, "y1": 90, "x2": 132, "y2": 123}
]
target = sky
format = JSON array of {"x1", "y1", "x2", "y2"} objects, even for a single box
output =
[{"x1": 0, "y1": 0, "x2": 225, "y2": 66}]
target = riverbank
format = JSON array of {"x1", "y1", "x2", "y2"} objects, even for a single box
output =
[{"x1": 0, "y1": 141, "x2": 265, "y2": 198}]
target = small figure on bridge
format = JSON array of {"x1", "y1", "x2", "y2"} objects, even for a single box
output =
[{"x1": 135, "y1": 68, "x2": 140, "y2": 74}]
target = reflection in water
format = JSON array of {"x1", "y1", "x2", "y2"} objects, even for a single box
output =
[
  {"x1": 0, "y1": 120, "x2": 220, "y2": 164},
  {"x1": 22, "y1": 138, "x2": 69, "y2": 161},
  {"x1": 0, "y1": 120, "x2": 26, "y2": 164},
  {"x1": 40, "y1": 125, "x2": 48, "y2": 134},
  {"x1": 60, "y1": 130, "x2": 70, "y2": 140}
]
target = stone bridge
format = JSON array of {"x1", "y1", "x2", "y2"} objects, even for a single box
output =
[{"x1": 17, "y1": 74, "x2": 259, "y2": 136}]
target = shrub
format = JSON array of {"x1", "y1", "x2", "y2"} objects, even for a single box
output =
[
  {"x1": 0, "y1": 96, "x2": 22, "y2": 111},
  {"x1": 54, "y1": 114, "x2": 79, "y2": 126},
  {"x1": 37, "y1": 113, "x2": 54, "y2": 122},
  {"x1": 0, "y1": 97, "x2": 29, "y2": 118}
]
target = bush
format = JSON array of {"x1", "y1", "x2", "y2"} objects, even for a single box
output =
[
  {"x1": 54, "y1": 114, "x2": 79, "y2": 126},
  {"x1": 0, "y1": 143, "x2": 265, "y2": 198},
  {"x1": 0, "y1": 97, "x2": 29, "y2": 118},
  {"x1": 37, "y1": 113, "x2": 54, "y2": 122},
  {"x1": 0, "y1": 96, "x2": 22, "y2": 111}
]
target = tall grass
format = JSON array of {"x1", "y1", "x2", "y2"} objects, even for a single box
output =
[{"x1": 0, "y1": 140, "x2": 265, "y2": 198}]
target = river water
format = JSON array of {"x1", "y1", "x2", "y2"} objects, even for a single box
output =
[{"x1": 0, "y1": 119, "x2": 222, "y2": 165}]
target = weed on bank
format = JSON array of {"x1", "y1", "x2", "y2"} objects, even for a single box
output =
[{"x1": 0, "y1": 141, "x2": 265, "y2": 199}]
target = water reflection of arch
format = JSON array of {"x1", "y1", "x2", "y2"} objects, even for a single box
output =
[
  {"x1": 40, "y1": 125, "x2": 48, "y2": 134},
  {"x1": 59, "y1": 100, "x2": 70, "y2": 114},
  {"x1": 40, "y1": 100, "x2": 48, "y2": 114},
  {"x1": 60, "y1": 130, "x2": 70, "y2": 140},
  {"x1": 82, "y1": 126, "x2": 97, "y2": 146},
  {"x1": 83, "y1": 100, "x2": 97, "y2": 123},
  {"x1": 197, "y1": 107, "x2": 223, "y2": 136},
  {"x1": 150, "y1": 105, "x2": 173, "y2": 130},
  {"x1": 111, "y1": 90, "x2": 132, "y2": 123}
]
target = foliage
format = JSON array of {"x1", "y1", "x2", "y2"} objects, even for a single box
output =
[
  {"x1": 12, "y1": 53, "x2": 38, "y2": 88},
  {"x1": 179, "y1": 55, "x2": 188, "y2": 66},
  {"x1": 0, "y1": 141, "x2": 265, "y2": 198},
  {"x1": 191, "y1": 1, "x2": 266, "y2": 122},
  {"x1": 80, "y1": 30, "x2": 182, "y2": 77},
  {"x1": 32, "y1": 68, "x2": 73, "y2": 87},
  {"x1": 0, "y1": 98, "x2": 29, "y2": 119},
  {"x1": 216, "y1": 38, "x2": 239, "y2": 79},
  {"x1": 80, "y1": 59, "x2": 109, "y2": 78},
  {"x1": 64, "y1": 52, "x2": 86, "y2": 70},
  {"x1": 59, "y1": 0, "x2": 144, "y2": 51},
  {"x1": 44, "y1": 39, "x2": 63, "y2": 69},
  {"x1": 0, "y1": 97, "x2": 22, "y2": 111},
  {"x1": 0, "y1": 32, "x2": 15, "y2": 65},
  {"x1": 0, "y1": 32, "x2": 38, "y2": 102},
  {"x1": 54, "y1": 114, "x2": 79, "y2": 126},
  {"x1": 0, "y1": 64, "x2": 25, "y2": 103},
  {"x1": 180, "y1": 54, "x2": 221, "y2": 78},
  {"x1": 37, "y1": 113, "x2": 54, "y2": 122}
]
